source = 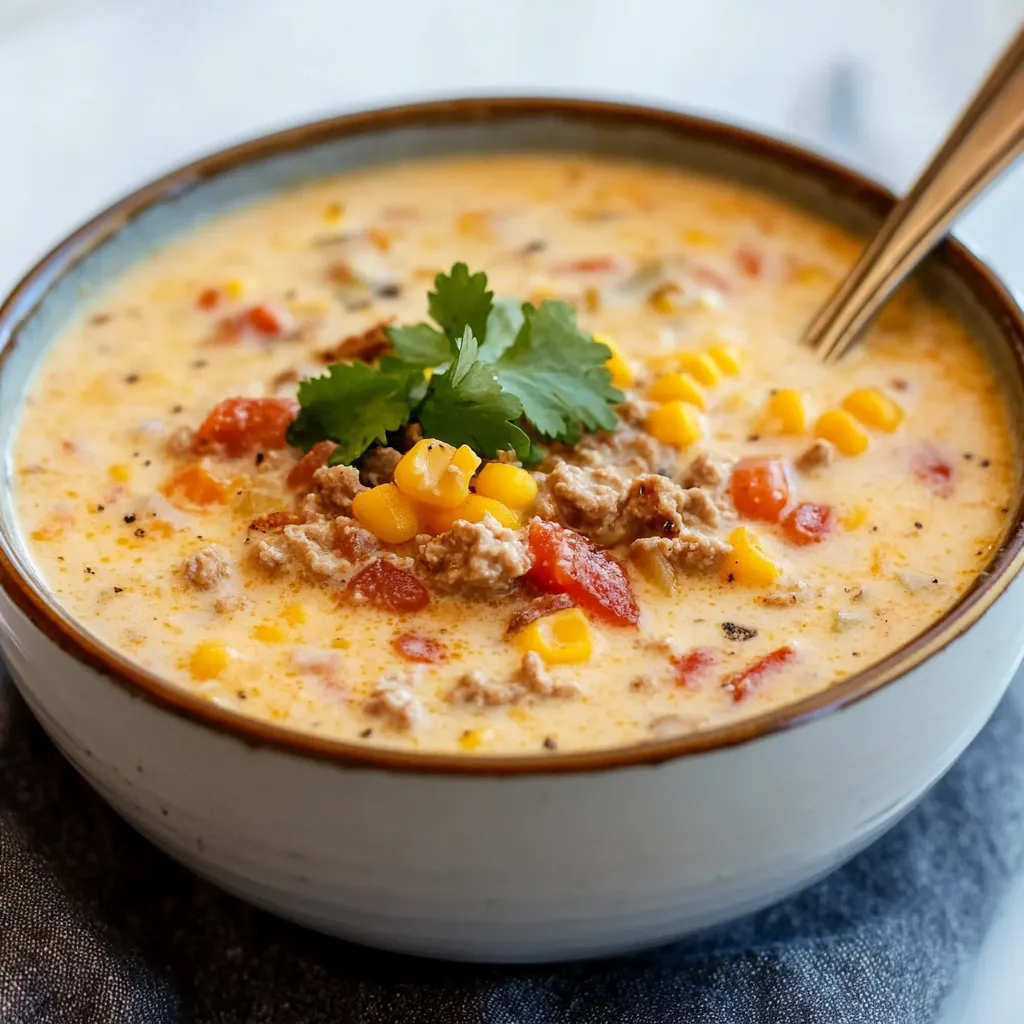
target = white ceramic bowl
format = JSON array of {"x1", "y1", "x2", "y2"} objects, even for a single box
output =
[{"x1": 2, "y1": 98, "x2": 1023, "y2": 963}]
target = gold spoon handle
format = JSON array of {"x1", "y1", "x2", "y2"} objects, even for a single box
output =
[{"x1": 806, "y1": 24, "x2": 1024, "y2": 364}]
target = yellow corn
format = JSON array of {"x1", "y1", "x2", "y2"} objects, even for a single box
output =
[
  {"x1": 458, "y1": 727, "x2": 496, "y2": 752},
  {"x1": 681, "y1": 227, "x2": 720, "y2": 248},
  {"x1": 594, "y1": 333, "x2": 634, "y2": 388},
  {"x1": 678, "y1": 351, "x2": 723, "y2": 387},
  {"x1": 393, "y1": 438, "x2": 481, "y2": 509},
  {"x1": 648, "y1": 372, "x2": 707, "y2": 409},
  {"x1": 722, "y1": 527, "x2": 782, "y2": 587},
  {"x1": 814, "y1": 409, "x2": 870, "y2": 456},
  {"x1": 648, "y1": 282, "x2": 684, "y2": 313},
  {"x1": 707, "y1": 344, "x2": 744, "y2": 376},
  {"x1": 420, "y1": 494, "x2": 520, "y2": 534},
  {"x1": 762, "y1": 388, "x2": 808, "y2": 435},
  {"x1": 647, "y1": 400, "x2": 704, "y2": 447},
  {"x1": 517, "y1": 608, "x2": 593, "y2": 665},
  {"x1": 188, "y1": 641, "x2": 232, "y2": 681},
  {"x1": 840, "y1": 506, "x2": 869, "y2": 531},
  {"x1": 841, "y1": 387, "x2": 904, "y2": 432},
  {"x1": 322, "y1": 201, "x2": 344, "y2": 223},
  {"x1": 351, "y1": 483, "x2": 421, "y2": 543},
  {"x1": 474, "y1": 463, "x2": 538, "y2": 510},
  {"x1": 223, "y1": 278, "x2": 245, "y2": 300},
  {"x1": 251, "y1": 623, "x2": 285, "y2": 644},
  {"x1": 108, "y1": 463, "x2": 131, "y2": 484}
]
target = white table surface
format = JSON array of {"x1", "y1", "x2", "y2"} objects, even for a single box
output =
[{"x1": 2, "y1": 0, "x2": 1024, "y2": 1019}]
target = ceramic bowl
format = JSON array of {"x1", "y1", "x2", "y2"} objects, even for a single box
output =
[{"x1": 2, "y1": 98, "x2": 1023, "y2": 963}]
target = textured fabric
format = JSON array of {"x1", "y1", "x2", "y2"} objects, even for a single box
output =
[{"x1": 1, "y1": 665, "x2": 1022, "y2": 1024}]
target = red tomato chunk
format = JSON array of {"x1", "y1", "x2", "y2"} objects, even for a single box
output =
[
  {"x1": 287, "y1": 440, "x2": 338, "y2": 490},
  {"x1": 781, "y1": 502, "x2": 835, "y2": 546},
  {"x1": 722, "y1": 644, "x2": 798, "y2": 703},
  {"x1": 554, "y1": 257, "x2": 620, "y2": 274},
  {"x1": 734, "y1": 246, "x2": 764, "y2": 278},
  {"x1": 730, "y1": 457, "x2": 791, "y2": 522},
  {"x1": 912, "y1": 444, "x2": 954, "y2": 497},
  {"x1": 197, "y1": 287, "x2": 222, "y2": 310},
  {"x1": 217, "y1": 304, "x2": 292, "y2": 342},
  {"x1": 392, "y1": 632, "x2": 448, "y2": 663},
  {"x1": 194, "y1": 397, "x2": 298, "y2": 457},
  {"x1": 525, "y1": 519, "x2": 639, "y2": 626},
  {"x1": 348, "y1": 560, "x2": 430, "y2": 613},
  {"x1": 673, "y1": 646, "x2": 719, "y2": 688}
]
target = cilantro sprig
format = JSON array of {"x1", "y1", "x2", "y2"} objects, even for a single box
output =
[{"x1": 286, "y1": 262, "x2": 623, "y2": 465}]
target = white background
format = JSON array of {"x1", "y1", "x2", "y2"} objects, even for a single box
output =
[{"x1": 1, "y1": 0, "x2": 1024, "y2": 1019}]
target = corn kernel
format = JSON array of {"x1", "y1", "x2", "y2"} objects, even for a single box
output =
[
  {"x1": 351, "y1": 483, "x2": 421, "y2": 543},
  {"x1": 251, "y1": 623, "x2": 285, "y2": 643},
  {"x1": 108, "y1": 463, "x2": 131, "y2": 484},
  {"x1": 721, "y1": 526, "x2": 782, "y2": 587},
  {"x1": 707, "y1": 344, "x2": 744, "y2": 376},
  {"x1": 648, "y1": 372, "x2": 707, "y2": 409},
  {"x1": 681, "y1": 228, "x2": 720, "y2": 248},
  {"x1": 394, "y1": 438, "x2": 481, "y2": 509},
  {"x1": 474, "y1": 463, "x2": 538, "y2": 510},
  {"x1": 647, "y1": 400, "x2": 704, "y2": 447},
  {"x1": 841, "y1": 387, "x2": 904, "y2": 432},
  {"x1": 322, "y1": 201, "x2": 344, "y2": 223},
  {"x1": 420, "y1": 494, "x2": 520, "y2": 534},
  {"x1": 648, "y1": 282, "x2": 683, "y2": 313},
  {"x1": 281, "y1": 603, "x2": 307, "y2": 627},
  {"x1": 678, "y1": 351, "x2": 723, "y2": 387},
  {"x1": 188, "y1": 641, "x2": 233, "y2": 681},
  {"x1": 458, "y1": 727, "x2": 496, "y2": 752},
  {"x1": 840, "y1": 506, "x2": 869, "y2": 531},
  {"x1": 814, "y1": 409, "x2": 870, "y2": 456},
  {"x1": 223, "y1": 278, "x2": 245, "y2": 300},
  {"x1": 762, "y1": 388, "x2": 808, "y2": 435},
  {"x1": 594, "y1": 333, "x2": 634, "y2": 388},
  {"x1": 517, "y1": 608, "x2": 593, "y2": 665},
  {"x1": 366, "y1": 227, "x2": 392, "y2": 252}
]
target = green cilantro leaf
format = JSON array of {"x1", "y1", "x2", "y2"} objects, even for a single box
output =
[
  {"x1": 494, "y1": 300, "x2": 622, "y2": 442},
  {"x1": 385, "y1": 323, "x2": 452, "y2": 367},
  {"x1": 419, "y1": 327, "x2": 530, "y2": 458},
  {"x1": 286, "y1": 362, "x2": 422, "y2": 466},
  {"x1": 477, "y1": 298, "x2": 525, "y2": 363},
  {"x1": 428, "y1": 263, "x2": 493, "y2": 342}
]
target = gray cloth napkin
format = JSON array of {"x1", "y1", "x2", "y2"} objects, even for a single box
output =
[{"x1": 1, "y1": 663, "x2": 1023, "y2": 1024}]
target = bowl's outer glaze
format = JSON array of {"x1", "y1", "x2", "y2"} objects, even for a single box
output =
[{"x1": 1, "y1": 98, "x2": 1023, "y2": 960}]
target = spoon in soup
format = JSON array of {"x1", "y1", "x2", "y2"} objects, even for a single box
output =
[{"x1": 805, "y1": 23, "x2": 1024, "y2": 363}]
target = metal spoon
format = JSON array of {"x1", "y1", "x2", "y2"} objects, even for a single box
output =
[{"x1": 805, "y1": 23, "x2": 1024, "y2": 363}]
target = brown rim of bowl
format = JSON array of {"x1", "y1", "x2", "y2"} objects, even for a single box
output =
[{"x1": 2, "y1": 95, "x2": 1024, "y2": 776}]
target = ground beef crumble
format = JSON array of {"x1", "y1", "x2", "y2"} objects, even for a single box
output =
[
  {"x1": 363, "y1": 671, "x2": 423, "y2": 732},
  {"x1": 796, "y1": 439, "x2": 836, "y2": 473},
  {"x1": 630, "y1": 533, "x2": 730, "y2": 574},
  {"x1": 359, "y1": 446, "x2": 403, "y2": 487},
  {"x1": 447, "y1": 652, "x2": 579, "y2": 707},
  {"x1": 255, "y1": 514, "x2": 380, "y2": 582},
  {"x1": 625, "y1": 474, "x2": 720, "y2": 534},
  {"x1": 534, "y1": 461, "x2": 629, "y2": 545},
  {"x1": 179, "y1": 544, "x2": 232, "y2": 589},
  {"x1": 308, "y1": 464, "x2": 366, "y2": 516},
  {"x1": 419, "y1": 514, "x2": 532, "y2": 594}
]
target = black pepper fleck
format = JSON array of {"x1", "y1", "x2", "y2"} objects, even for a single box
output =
[
  {"x1": 981, "y1": 459, "x2": 991, "y2": 468},
  {"x1": 171, "y1": 404, "x2": 184, "y2": 414},
  {"x1": 375, "y1": 283, "x2": 401, "y2": 299},
  {"x1": 522, "y1": 239, "x2": 548, "y2": 255},
  {"x1": 963, "y1": 452, "x2": 974, "y2": 461},
  {"x1": 89, "y1": 313, "x2": 111, "y2": 326},
  {"x1": 747, "y1": 434, "x2": 761, "y2": 443},
  {"x1": 124, "y1": 513, "x2": 136, "y2": 524},
  {"x1": 192, "y1": 359, "x2": 208, "y2": 369},
  {"x1": 359, "y1": 728, "x2": 373, "y2": 739},
  {"x1": 871, "y1": 526, "x2": 879, "y2": 532},
  {"x1": 96, "y1": 504, "x2": 105, "y2": 512},
  {"x1": 84, "y1": 567, "x2": 94, "y2": 575},
  {"x1": 124, "y1": 373, "x2": 140, "y2": 384},
  {"x1": 113, "y1": 587, "x2": 123, "y2": 594},
  {"x1": 914, "y1": 521, "x2": 923, "y2": 529},
  {"x1": 726, "y1": 572, "x2": 735, "y2": 583},
  {"x1": 134, "y1": 528, "x2": 145, "y2": 537},
  {"x1": 236, "y1": 690, "x2": 248, "y2": 701},
  {"x1": 255, "y1": 452, "x2": 265, "y2": 466},
  {"x1": 721, "y1": 622, "x2": 758, "y2": 641},
  {"x1": 542, "y1": 736, "x2": 558, "y2": 750}
]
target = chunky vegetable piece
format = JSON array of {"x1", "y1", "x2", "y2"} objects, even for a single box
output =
[
  {"x1": 420, "y1": 495, "x2": 519, "y2": 534},
  {"x1": 526, "y1": 519, "x2": 639, "y2": 626},
  {"x1": 707, "y1": 344, "x2": 743, "y2": 376},
  {"x1": 842, "y1": 388, "x2": 904, "y2": 432},
  {"x1": 814, "y1": 409, "x2": 869, "y2": 456},
  {"x1": 673, "y1": 647, "x2": 719, "y2": 688},
  {"x1": 647, "y1": 400, "x2": 703, "y2": 447},
  {"x1": 678, "y1": 352, "x2": 722, "y2": 388},
  {"x1": 352, "y1": 484, "x2": 422, "y2": 543},
  {"x1": 730, "y1": 457, "x2": 790, "y2": 521},
  {"x1": 347, "y1": 559, "x2": 430, "y2": 612},
  {"x1": 195, "y1": 397, "x2": 297, "y2": 457},
  {"x1": 912, "y1": 444, "x2": 955, "y2": 497},
  {"x1": 649, "y1": 372, "x2": 707, "y2": 409},
  {"x1": 162, "y1": 465, "x2": 229, "y2": 507},
  {"x1": 474, "y1": 463, "x2": 538, "y2": 510},
  {"x1": 722, "y1": 527, "x2": 782, "y2": 587},
  {"x1": 392, "y1": 632, "x2": 448, "y2": 663},
  {"x1": 595, "y1": 334, "x2": 634, "y2": 388},
  {"x1": 782, "y1": 502, "x2": 835, "y2": 546},
  {"x1": 517, "y1": 608, "x2": 593, "y2": 665},
  {"x1": 394, "y1": 439, "x2": 481, "y2": 509},
  {"x1": 723, "y1": 644, "x2": 798, "y2": 702},
  {"x1": 763, "y1": 389, "x2": 807, "y2": 435}
]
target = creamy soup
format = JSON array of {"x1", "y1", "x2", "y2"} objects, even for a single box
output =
[{"x1": 11, "y1": 154, "x2": 1014, "y2": 754}]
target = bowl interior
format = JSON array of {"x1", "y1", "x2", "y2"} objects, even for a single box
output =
[{"x1": 2, "y1": 99, "x2": 1023, "y2": 771}]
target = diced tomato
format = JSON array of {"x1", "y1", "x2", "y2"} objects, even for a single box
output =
[
  {"x1": 912, "y1": 444, "x2": 954, "y2": 497},
  {"x1": 525, "y1": 519, "x2": 639, "y2": 626},
  {"x1": 722, "y1": 644, "x2": 798, "y2": 703},
  {"x1": 287, "y1": 440, "x2": 338, "y2": 490},
  {"x1": 194, "y1": 397, "x2": 298, "y2": 457},
  {"x1": 781, "y1": 502, "x2": 835, "y2": 546},
  {"x1": 348, "y1": 560, "x2": 430, "y2": 613},
  {"x1": 554, "y1": 257, "x2": 620, "y2": 274},
  {"x1": 735, "y1": 246, "x2": 764, "y2": 278},
  {"x1": 161, "y1": 464, "x2": 229, "y2": 507},
  {"x1": 216, "y1": 304, "x2": 292, "y2": 342},
  {"x1": 730, "y1": 457, "x2": 791, "y2": 522},
  {"x1": 197, "y1": 287, "x2": 222, "y2": 310},
  {"x1": 672, "y1": 646, "x2": 719, "y2": 688},
  {"x1": 392, "y1": 632, "x2": 448, "y2": 663}
]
